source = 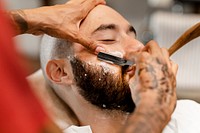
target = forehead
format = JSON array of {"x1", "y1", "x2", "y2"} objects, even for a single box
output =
[{"x1": 80, "y1": 5, "x2": 130, "y2": 35}]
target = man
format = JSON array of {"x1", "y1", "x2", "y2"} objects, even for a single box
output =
[
  {"x1": 32, "y1": 4, "x2": 200, "y2": 133},
  {"x1": 28, "y1": 4, "x2": 193, "y2": 133},
  {"x1": 5, "y1": 0, "x2": 173, "y2": 132},
  {"x1": 8, "y1": 0, "x2": 200, "y2": 133}
]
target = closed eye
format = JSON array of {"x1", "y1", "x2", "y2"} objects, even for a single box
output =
[
  {"x1": 100, "y1": 39, "x2": 115, "y2": 42},
  {"x1": 98, "y1": 39, "x2": 116, "y2": 44}
]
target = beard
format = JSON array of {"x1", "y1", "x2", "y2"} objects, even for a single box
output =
[{"x1": 70, "y1": 57, "x2": 135, "y2": 113}]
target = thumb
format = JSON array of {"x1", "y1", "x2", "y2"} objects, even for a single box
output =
[
  {"x1": 66, "y1": 0, "x2": 106, "y2": 20},
  {"x1": 124, "y1": 51, "x2": 140, "y2": 63},
  {"x1": 76, "y1": 0, "x2": 106, "y2": 18}
]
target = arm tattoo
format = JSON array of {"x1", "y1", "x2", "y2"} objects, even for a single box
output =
[
  {"x1": 10, "y1": 10, "x2": 28, "y2": 34},
  {"x1": 123, "y1": 57, "x2": 176, "y2": 133},
  {"x1": 121, "y1": 109, "x2": 168, "y2": 133},
  {"x1": 138, "y1": 58, "x2": 175, "y2": 105}
]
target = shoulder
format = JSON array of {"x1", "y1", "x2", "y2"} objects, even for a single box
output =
[
  {"x1": 172, "y1": 100, "x2": 200, "y2": 133},
  {"x1": 163, "y1": 100, "x2": 200, "y2": 133},
  {"x1": 174, "y1": 99, "x2": 200, "y2": 115},
  {"x1": 176, "y1": 99, "x2": 200, "y2": 107}
]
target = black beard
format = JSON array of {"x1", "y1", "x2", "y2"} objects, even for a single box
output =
[{"x1": 70, "y1": 57, "x2": 135, "y2": 113}]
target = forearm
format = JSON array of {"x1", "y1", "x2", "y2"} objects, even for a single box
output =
[
  {"x1": 8, "y1": 6, "x2": 53, "y2": 35},
  {"x1": 8, "y1": 9, "x2": 28, "y2": 35},
  {"x1": 120, "y1": 103, "x2": 170, "y2": 133}
]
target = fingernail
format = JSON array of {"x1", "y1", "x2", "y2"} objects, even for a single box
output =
[{"x1": 95, "y1": 46, "x2": 106, "y2": 54}]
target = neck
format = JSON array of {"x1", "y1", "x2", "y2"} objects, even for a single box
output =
[
  {"x1": 27, "y1": 70, "x2": 79, "y2": 130},
  {"x1": 79, "y1": 109, "x2": 130, "y2": 133},
  {"x1": 61, "y1": 86, "x2": 130, "y2": 133}
]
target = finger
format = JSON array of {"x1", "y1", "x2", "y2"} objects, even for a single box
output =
[
  {"x1": 75, "y1": 0, "x2": 106, "y2": 5},
  {"x1": 72, "y1": 0, "x2": 106, "y2": 19},
  {"x1": 170, "y1": 61, "x2": 178, "y2": 76},
  {"x1": 125, "y1": 50, "x2": 151, "y2": 64},
  {"x1": 143, "y1": 40, "x2": 163, "y2": 57},
  {"x1": 67, "y1": 0, "x2": 106, "y2": 5},
  {"x1": 161, "y1": 48, "x2": 178, "y2": 76},
  {"x1": 161, "y1": 48, "x2": 171, "y2": 68},
  {"x1": 79, "y1": 0, "x2": 106, "y2": 7},
  {"x1": 124, "y1": 50, "x2": 140, "y2": 63}
]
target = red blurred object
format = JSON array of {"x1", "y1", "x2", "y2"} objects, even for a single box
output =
[{"x1": 0, "y1": 2, "x2": 47, "y2": 133}]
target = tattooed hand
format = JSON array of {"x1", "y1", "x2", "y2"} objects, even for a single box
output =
[
  {"x1": 8, "y1": 0, "x2": 106, "y2": 53},
  {"x1": 121, "y1": 40, "x2": 178, "y2": 133}
]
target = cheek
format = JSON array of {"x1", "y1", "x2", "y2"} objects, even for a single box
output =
[
  {"x1": 73, "y1": 43, "x2": 96, "y2": 63},
  {"x1": 82, "y1": 56, "x2": 122, "y2": 76},
  {"x1": 73, "y1": 43, "x2": 86, "y2": 54},
  {"x1": 98, "y1": 62, "x2": 121, "y2": 74},
  {"x1": 73, "y1": 44, "x2": 123, "y2": 76}
]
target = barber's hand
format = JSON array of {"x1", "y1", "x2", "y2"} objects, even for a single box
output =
[
  {"x1": 10, "y1": 0, "x2": 106, "y2": 53},
  {"x1": 125, "y1": 40, "x2": 178, "y2": 132}
]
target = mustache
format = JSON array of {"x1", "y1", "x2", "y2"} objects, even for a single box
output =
[
  {"x1": 122, "y1": 65, "x2": 129, "y2": 74},
  {"x1": 70, "y1": 57, "x2": 135, "y2": 112}
]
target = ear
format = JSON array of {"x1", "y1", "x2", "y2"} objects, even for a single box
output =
[{"x1": 46, "y1": 60, "x2": 73, "y2": 85}]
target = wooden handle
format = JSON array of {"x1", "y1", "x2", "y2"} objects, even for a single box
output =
[{"x1": 168, "y1": 22, "x2": 200, "y2": 56}]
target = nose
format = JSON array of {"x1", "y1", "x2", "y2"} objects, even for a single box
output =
[
  {"x1": 102, "y1": 36, "x2": 144, "y2": 59},
  {"x1": 124, "y1": 37, "x2": 144, "y2": 52},
  {"x1": 122, "y1": 36, "x2": 144, "y2": 59}
]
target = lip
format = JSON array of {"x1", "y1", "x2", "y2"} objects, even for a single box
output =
[{"x1": 125, "y1": 64, "x2": 136, "y2": 77}]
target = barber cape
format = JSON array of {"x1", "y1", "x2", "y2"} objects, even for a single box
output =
[{"x1": 63, "y1": 100, "x2": 200, "y2": 133}]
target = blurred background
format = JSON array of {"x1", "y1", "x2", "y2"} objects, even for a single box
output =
[{"x1": 4, "y1": 0, "x2": 200, "y2": 102}]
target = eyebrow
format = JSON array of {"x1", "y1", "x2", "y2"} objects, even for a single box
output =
[
  {"x1": 92, "y1": 24, "x2": 117, "y2": 34},
  {"x1": 92, "y1": 24, "x2": 137, "y2": 36}
]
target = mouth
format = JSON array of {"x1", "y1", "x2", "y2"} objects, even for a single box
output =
[{"x1": 123, "y1": 64, "x2": 136, "y2": 78}]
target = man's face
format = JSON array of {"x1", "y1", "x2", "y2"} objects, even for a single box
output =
[{"x1": 70, "y1": 5, "x2": 144, "y2": 113}]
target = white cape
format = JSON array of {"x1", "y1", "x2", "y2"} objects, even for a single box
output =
[{"x1": 64, "y1": 100, "x2": 200, "y2": 133}]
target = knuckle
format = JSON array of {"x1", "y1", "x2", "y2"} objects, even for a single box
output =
[
  {"x1": 137, "y1": 52, "x2": 150, "y2": 63},
  {"x1": 79, "y1": 7, "x2": 86, "y2": 14},
  {"x1": 140, "y1": 52, "x2": 149, "y2": 59}
]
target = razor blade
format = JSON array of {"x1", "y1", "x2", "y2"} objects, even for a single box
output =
[{"x1": 97, "y1": 52, "x2": 134, "y2": 66}]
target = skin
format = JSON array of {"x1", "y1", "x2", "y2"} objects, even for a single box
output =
[
  {"x1": 8, "y1": 0, "x2": 106, "y2": 53},
  {"x1": 5, "y1": 0, "x2": 178, "y2": 132},
  {"x1": 42, "y1": 5, "x2": 177, "y2": 133},
  {"x1": 121, "y1": 42, "x2": 177, "y2": 133},
  {"x1": 6, "y1": 0, "x2": 178, "y2": 132},
  {"x1": 7, "y1": 0, "x2": 105, "y2": 132}
]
